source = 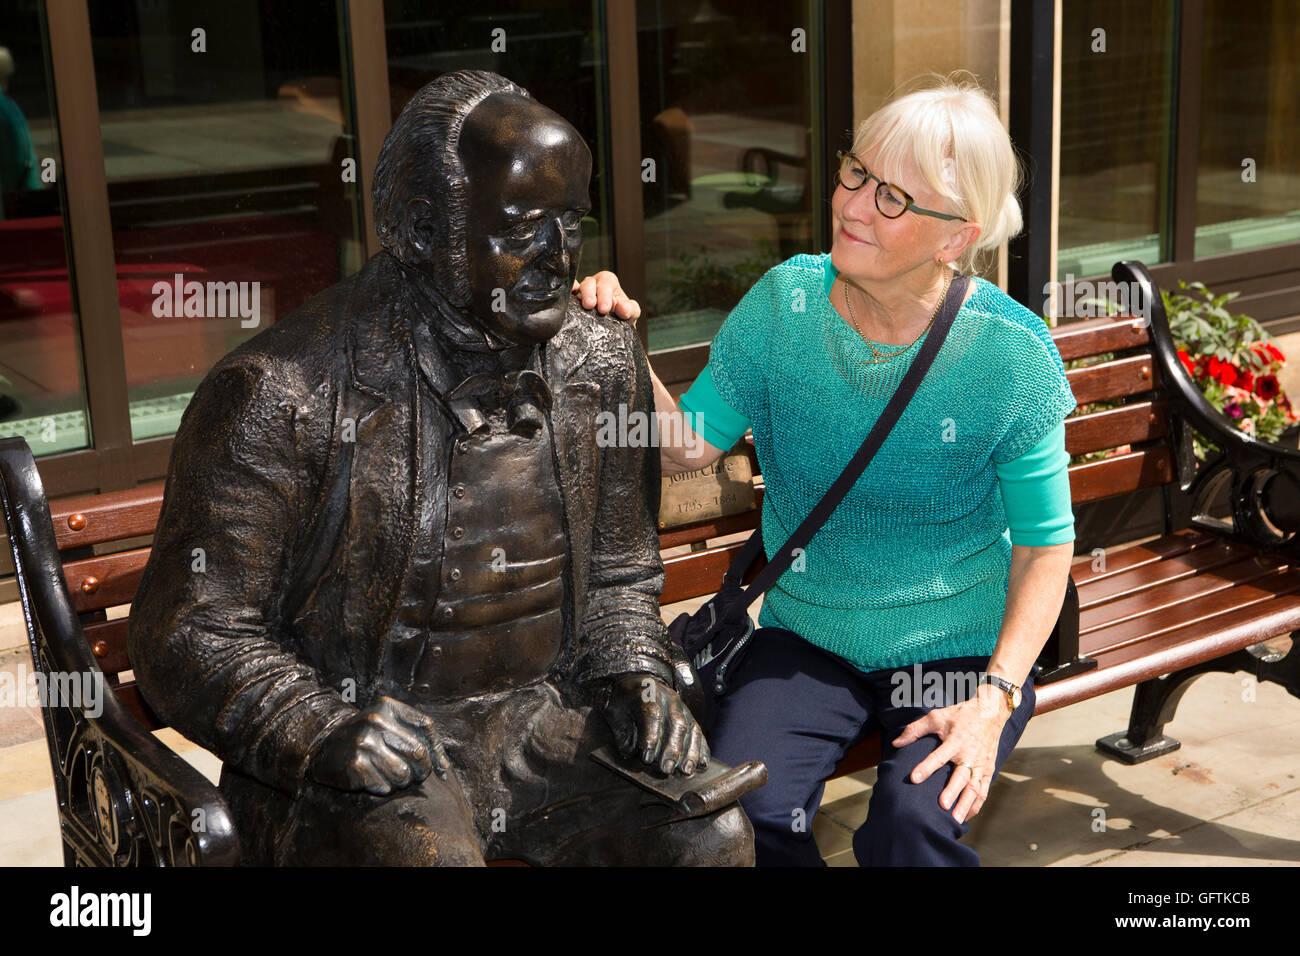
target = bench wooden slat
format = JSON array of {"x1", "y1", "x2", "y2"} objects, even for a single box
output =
[
  {"x1": 1076, "y1": 539, "x2": 1258, "y2": 609},
  {"x1": 662, "y1": 542, "x2": 746, "y2": 605},
  {"x1": 84, "y1": 618, "x2": 131, "y2": 675},
  {"x1": 1079, "y1": 555, "x2": 1292, "y2": 636},
  {"x1": 1067, "y1": 446, "x2": 1174, "y2": 503},
  {"x1": 1105, "y1": 595, "x2": 1300, "y2": 667},
  {"x1": 1065, "y1": 400, "x2": 1169, "y2": 456},
  {"x1": 1080, "y1": 568, "x2": 1300, "y2": 656},
  {"x1": 1066, "y1": 354, "x2": 1162, "y2": 405},
  {"x1": 113, "y1": 680, "x2": 163, "y2": 732},
  {"x1": 1070, "y1": 529, "x2": 1220, "y2": 586},
  {"x1": 1050, "y1": 315, "x2": 1151, "y2": 362},
  {"x1": 1040, "y1": 590, "x2": 1300, "y2": 717},
  {"x1": 1035, "y1": 591, "x2": 1300, "y2": 714},
  {"x1": 661, "y1": 541, "x2": 765, "y2": 605},
  {"x1": 64, "y1": 548, "x2": 151, "y2": 613},
  {"x1": 50, "y1": 483, "x2": 165, "y2": 550}
]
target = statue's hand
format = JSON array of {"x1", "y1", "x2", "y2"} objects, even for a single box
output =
[
  {"x1": 601, "y1": 675, "x2": 709, "y2": 776},
  {"x1": 572, "y1": 272, "x2": 641, "y2": 325},
  {"x1": 307, "y1": 696, "x2": 449, "y2": 795}
]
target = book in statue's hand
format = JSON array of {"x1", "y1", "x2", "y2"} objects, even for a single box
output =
[{"x1": 590, "y1": 745, "x2": 767, "y2": 826}]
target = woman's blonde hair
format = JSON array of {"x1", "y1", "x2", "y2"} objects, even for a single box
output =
[{"x1": 851, "y1": 74, "x2": 1021, "y2": 275}]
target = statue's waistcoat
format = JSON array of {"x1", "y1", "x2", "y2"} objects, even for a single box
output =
[{"x1": 381, "y1": 354, "x2": 569, "y2": 702}]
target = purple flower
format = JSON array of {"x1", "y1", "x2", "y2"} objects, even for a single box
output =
[{"x1": 1223, "y1": 401, "x2": 1244, "y2": 419}]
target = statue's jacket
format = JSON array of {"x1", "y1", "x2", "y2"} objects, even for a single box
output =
[{"x1": 129, "y1": 251, "x2": 675, "y2": 806}]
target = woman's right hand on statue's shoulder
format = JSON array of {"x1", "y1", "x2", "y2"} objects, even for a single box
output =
[{"x1": 573, "y1": 272, "x2": 640, "y2": 325}]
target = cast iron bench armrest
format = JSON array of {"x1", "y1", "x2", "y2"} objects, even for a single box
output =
[
  {"x1": 1120, "y1": 260, "x2": 1300, "y2": 554},
  {"x1": 0, "y1": 437, "x2": 240, "y2": 866}
]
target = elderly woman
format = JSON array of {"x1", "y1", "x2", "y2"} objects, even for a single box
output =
[{"x1": 579, "y1": 78, "x2": 1075, "y2": 866}]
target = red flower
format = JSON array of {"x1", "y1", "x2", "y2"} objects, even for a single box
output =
[
  {"x1": 1177, "y1": 349, "x2": 1196, "y2": 377},
  {"x1": 1207, "y1": 356, "x2": 1223, "y2": 379},
  {"x1": 1253, "y1": 342, "x2": 1286, "y2": 367},
  {"x1": 1255, "y1": 374, "x2": 1281, "y2": 401},
  {"x1": 1238, "y1": 369, "x2": 1255, "y2": 392},
  {"x1": 1217, "y1": 363, "x2": 1239, "y2": 387}
]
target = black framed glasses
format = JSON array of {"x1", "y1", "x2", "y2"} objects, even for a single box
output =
[{"x1": 835, "y1": 150, "x2": 966, "y2": 222}]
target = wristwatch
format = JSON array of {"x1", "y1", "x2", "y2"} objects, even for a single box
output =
[{"x1": 978, "y1": 673, "x2": 1022, "y2": 711}]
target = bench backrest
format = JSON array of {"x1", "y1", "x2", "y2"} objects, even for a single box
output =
[{"x1": 44, "y1": 483, "x2": 164, "y2": 728}]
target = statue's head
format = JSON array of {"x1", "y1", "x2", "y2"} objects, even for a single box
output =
[{"x1": 373, "y1": 70, "x2": 592, "y2": 346}]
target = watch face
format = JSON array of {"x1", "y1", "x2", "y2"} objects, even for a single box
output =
[{"x1": 1011, "y1": 687, "x2": 1022, "y2": 709}]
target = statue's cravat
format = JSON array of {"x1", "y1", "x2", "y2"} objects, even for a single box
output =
[{"x1": 445, "y1": 369, "x2": 553, "y2": 437}]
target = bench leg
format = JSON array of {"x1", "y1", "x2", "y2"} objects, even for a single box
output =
[{"x1": 1096, "y1": 635, "x2": 1299, "y2": 764}]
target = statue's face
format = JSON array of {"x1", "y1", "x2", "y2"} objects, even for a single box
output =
[{"x1": 460, "y1": 94, "x2": 592, "y2": 345}]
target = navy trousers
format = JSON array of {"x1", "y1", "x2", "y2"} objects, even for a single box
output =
[{"x1": 708, "y1": 627, "x2": 1036, "y2": 866}]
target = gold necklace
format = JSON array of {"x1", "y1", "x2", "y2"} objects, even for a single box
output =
[{"x1": 842, "y1": 266, "x2": 950, "y2": 363}]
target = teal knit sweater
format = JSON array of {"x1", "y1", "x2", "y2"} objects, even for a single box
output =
[{"x1": 678, "y1": 253, "x2": 1077, "y2": 673}]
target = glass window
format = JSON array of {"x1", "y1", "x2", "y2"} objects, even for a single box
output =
[
  {"x1": 1057, "y1": 0, "x2": 1176, "y2": 279},
  {"x1": 88, "y1": 0, "x2": 366, "y2": 442},
  {"x1": 0, "y1": 4, "x2": 91, "y2": 457},
  {"x1": 383, "y1": 0, "x2": 614, "y2": 274},
  {"x1": 1194, "y1": 0, "x2": 1300, "y2": 257},
  {"x1": 637, "y1": 0, "x2": 819, "y2": 352}
]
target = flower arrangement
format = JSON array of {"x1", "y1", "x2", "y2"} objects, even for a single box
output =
[{"x1": 1164, "y1": 281, "x2": 1299, "y2": 455}]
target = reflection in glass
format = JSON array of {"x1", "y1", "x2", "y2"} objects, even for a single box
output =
[
  {"x1": 638, "y1": 0, "x2": 817, "y2": 353},
  {"x1": 383, "y1": 0, "x2": 613, "y2": 275},
  {"x1": 1057, "y1": 0, "x2": 1175, "y2": 279},
  {"x1": 0, "y1": 5, "x2": 90, "y2": 456},
  {"x1": 88, "y1": 0, "x2": 365, "y2": 441},
  {"x1": 1195, "y1": 1, "x2": 1300, "y2": 257}
]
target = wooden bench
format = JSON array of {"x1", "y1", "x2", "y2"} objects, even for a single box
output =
[{"x1": 3, "y1": 260, "x2": 1298, "y2": 866}]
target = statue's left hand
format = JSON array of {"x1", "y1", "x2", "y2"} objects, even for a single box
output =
[
  {"x1": 573, "y1": 272, "x2": 641, "y2": 325},
  {"x1": 601, "y1": 675, "x2": 709, "y2": 776}
]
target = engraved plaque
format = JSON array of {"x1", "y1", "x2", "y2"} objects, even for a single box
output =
[{"x1": 658, "y1": 450, "x2": 756, "y2": 529}]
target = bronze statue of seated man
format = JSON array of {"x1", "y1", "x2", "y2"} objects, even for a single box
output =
[{"x1": 129, "y1": 70, "x2": 755, "y2": 866}]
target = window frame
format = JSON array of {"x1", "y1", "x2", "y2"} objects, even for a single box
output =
[{"x1": 1012, "y1": 0, "x2": 1300, "y2": 332}]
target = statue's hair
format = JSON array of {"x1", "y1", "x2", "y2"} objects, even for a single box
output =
[{"x1": 372, "y1": 70, "x2": 531, "y2": 304}]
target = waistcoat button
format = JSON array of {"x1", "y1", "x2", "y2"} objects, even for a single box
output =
[
  {"x1": 452, "y1": 526, "x2": 465, "y2": 539},
  {"x1": 449, "y1": 568, "x2": 462, "y2": 581},
  {"x1": 452, "y1": 484, "x2": 466, "y2": 498}
]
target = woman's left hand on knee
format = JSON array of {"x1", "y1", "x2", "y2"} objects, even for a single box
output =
[{"x1": 892, "y1": 697, "x2": 1009, "y2": 824}]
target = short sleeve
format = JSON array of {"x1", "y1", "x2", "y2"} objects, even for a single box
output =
[
  {"x1": 991, "y1": 324, "x2": 1077, "y2": 465},
  {"x1": 700, "y1": 272, "x2": 775, "y2": 430},
  {"x1": 678, "y1": 362, "x2": 752, "y2": 450},
  {"x1": 996, "y1": 421, "x2": 1075, "y2": 546}
]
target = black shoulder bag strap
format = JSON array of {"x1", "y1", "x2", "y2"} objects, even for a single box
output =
[{"x1": 719, "y1": 272, "x2": 969, "y2": 620}]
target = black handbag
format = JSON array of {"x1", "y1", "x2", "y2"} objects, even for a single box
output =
[{"x1": 668, "y1": 273, "x2": 970, "y2": 726}]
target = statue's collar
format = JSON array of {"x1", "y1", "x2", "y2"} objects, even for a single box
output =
[
  {"x1": 391, "y1": 260, "x2": 546, "y2": 430},
  {"x1": 391, "y1": 256, "x2": 516, "y2": 355}
]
